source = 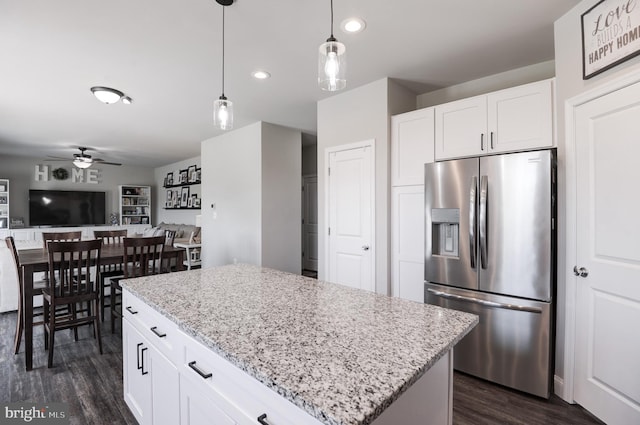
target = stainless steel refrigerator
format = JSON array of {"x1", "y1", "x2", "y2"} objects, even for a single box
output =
[{"x1": 424, "y1": 149, "x2": 556, "y2": 398}]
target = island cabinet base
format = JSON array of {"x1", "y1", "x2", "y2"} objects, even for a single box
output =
[
  {"x1": 122, "y1": 288, "x2": 455, "y2": 425},
  {"x1": 372, "y1": 350, "x2": 452, "y2": 425}
]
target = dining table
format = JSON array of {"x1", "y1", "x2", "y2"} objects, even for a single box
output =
[{"x1": 17, "y1": 242, "x2": 186, "y2": 371}]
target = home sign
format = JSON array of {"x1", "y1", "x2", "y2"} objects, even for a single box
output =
[
  {"x1": 34, "y1": 164, "x2": 101, "y2": 184},
  {"x1": 582, "y1": 0, "x2": 640, "y2": 79}
]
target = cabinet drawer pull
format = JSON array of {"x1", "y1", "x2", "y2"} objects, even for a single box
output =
[
  {"x1": 150, "y1": 326, "x2": 166, "y2": 338},
  {"x1": 126, "y1": 306, "x2": 138, "y2": 315},
  {"x1": 490, "y1": 131, "x2": 494, "y2": 149},
  {"x1": 141, "y1": 347, "x2": 149, "y2": 375},
  {"x1": 257, "y1": 413, "x2": 270, "y2": 425},
  {"x1": 188, "y1": 361, "x2": 212, "y2": 379},
  {"x1": 136, "y1": 343, "x2": 143, "y2": 370}
]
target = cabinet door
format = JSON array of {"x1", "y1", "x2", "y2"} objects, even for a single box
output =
[
  {"x1": 435, "y1": 95, "x2": 487, "y2": 160},
  {"x1": 149, "y1": 345, "x2": 179, "y2": 425},
  {"x1": 123, "y1": 321, "x2": 152, "y2": 425},
  {"x1": 180, "y1": 374, "x2": 251, "y2": 425},
  {"x1": 391, "y1": 108, "x2": 435, "y2": 186},
  {"x1": 391, "y1": 185, "x2": 425, "y2": 302},
  {"x1": 487, "y1": 79, "x2": 553, "y2": 153}
]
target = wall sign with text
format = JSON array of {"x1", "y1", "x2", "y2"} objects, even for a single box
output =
[{"x1": 582, "y1": 0, "x2": 640, "y2": 79}]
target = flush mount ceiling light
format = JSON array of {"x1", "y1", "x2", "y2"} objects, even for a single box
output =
[
  {"x1": 90, "y1": 86, "x2": 132, "y2": 104},
  {"x1": 213, "y1": 0, "x2": 234, "y2": 130},
  {"x1": 318, "y1": 0, "x2": 346, "y2": 92},
  {"x1": 341, "y1": 17, "x2": 366, "y2": 34},
  {"x1": 251, "y1": 70, "x2": 271, "y2": 80}
]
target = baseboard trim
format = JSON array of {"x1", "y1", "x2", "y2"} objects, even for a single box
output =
[{"x1": 554, "y1": 375, "x2": 572, "y2": 403}]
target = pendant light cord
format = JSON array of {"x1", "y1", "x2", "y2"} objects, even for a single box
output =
[
  {"x1": 330, "y1": 0, "x2": 334, "y2": 38},
  {"x1": 221, "y1": 6, "x2": 225, "y2": 97}
]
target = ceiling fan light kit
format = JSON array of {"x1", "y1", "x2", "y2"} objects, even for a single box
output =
[
  {"x1": 90, "y1": 86, "x2": 132, "y2": 104},
  {"x1": 46, "y1": 147, "x2": 122, "y2": 168},
  {"x1": 213, "y1": 0, "x2": 234, "y2": 130},
  {"x1": 318, "y1": 0, "x2": 347, "y2": 92}
]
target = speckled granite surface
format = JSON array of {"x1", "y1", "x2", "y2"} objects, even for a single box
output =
[{"x1": 121, "y1": 264, "x2": 478, "y2": 425}]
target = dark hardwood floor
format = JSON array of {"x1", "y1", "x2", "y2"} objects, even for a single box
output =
[{"x1": 1, "y1": 310, "x2": 603, "y2": 425}]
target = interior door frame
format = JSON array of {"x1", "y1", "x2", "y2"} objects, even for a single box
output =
[
  {"x1": 324, "y1": 140, "x2": 376, "y2": 289},
  {"x1": 563, "y1": 65, "x2": 640, "y2": 402}
]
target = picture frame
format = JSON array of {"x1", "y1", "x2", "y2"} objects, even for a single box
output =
[
  {"x1": 166, "y1": 190, "x2": 173, "y2": 208},
  {"x1": 179, "y1": 169, "x2": 188, "y2": 184},
  {"x1": 581, "y1": 0, "x2": 640, "y2": 79},
  {"x1": 188, "y1": 165, "x2": 197, "y2": 183},
  {"x1": 193, "y1": 197, "x2": 201, "y2": 208},
  {"x1": 0, "y1": 183, "x2": 6, "y2": 192},
  {"x1": 166, "y1": 172, "x2": 174, "y2": 186},
  {"x1": 196, "y1": 168, "x2": 201, "y2": 182},
  {"x1": 180, "y1": 186, "x2": 190, "y2": 207},
  {"x1": 187, "y1": 196, "x2": 193, "y2": 208}
]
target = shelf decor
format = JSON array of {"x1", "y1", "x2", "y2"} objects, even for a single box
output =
[{"x1": 582, "y1": 0, "x2": 640, "y2": 79}]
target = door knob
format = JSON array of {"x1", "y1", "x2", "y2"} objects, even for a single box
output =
[
  {"x1": 573, "y1": 266, "x2": 589, "y2": 278},
  {"x1": 362, "y1": 245, "x2": 370, "y2": 251}
]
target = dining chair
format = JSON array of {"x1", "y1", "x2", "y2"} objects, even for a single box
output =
[
  {"x1": 94, "y1": 229, "x2": 127, "y2": 322},
  {"x1": 43, "y1": 239, "x2": 103, "y2": 368},
  {"x1": 42, "y1": 231, "x2": 82, "y2": 249},
  {"x1": 110, "y1": 236, "x2": 165, "y2": 333},
  {"x1": 5, "y1": 236, "x2": 48, "y2": 355},
  {"x1": 162, "y1": 230, "x2": 177, "y2": 272}
]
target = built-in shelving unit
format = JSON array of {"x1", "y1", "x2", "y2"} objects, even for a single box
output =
[
  {"x1": 120, "y1": 185, "x2": 151, "y2": 225},
  {"x1": 0, "y1": 179, "x2": 9, "y2": 229},
  {"x1": 163, "y1": 166, "x2": 201, "y2": 210}
]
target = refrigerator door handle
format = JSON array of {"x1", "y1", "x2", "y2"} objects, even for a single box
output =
[
  {"x1": 469, "y1": 177, "x2": 477, "y2": 269},
  {"x1": 479, "y1": 175, "x2": 488, "y2": 269},
  {"x1": 426, "y1": 288, "x2": 543, "y2": 314}
]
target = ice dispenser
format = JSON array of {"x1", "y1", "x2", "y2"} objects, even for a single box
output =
[{"x1": 431, "y1": 208, "x2": 459, "y2": 258}]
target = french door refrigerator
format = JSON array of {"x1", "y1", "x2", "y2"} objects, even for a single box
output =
[{"x1": 424, "y1": 149, "x2": 556, "y2": 398}]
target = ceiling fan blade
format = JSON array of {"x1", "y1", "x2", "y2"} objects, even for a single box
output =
[
  {"x1": 93, "y1": 159, "x2": 122, "y2": 166},
  {"x1": 45, "y1": 156, "x2": 70, "y2": 161}
]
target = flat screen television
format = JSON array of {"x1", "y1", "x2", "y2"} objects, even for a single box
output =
[{"x1": 29, "y1": 190, "x2": 106, "y2": 226}]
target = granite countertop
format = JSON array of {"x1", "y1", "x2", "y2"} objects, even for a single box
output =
[{"x1": 121, "y1": 264, "x2": 478, "y2": 425}]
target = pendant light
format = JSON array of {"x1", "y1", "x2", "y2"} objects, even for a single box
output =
[
  {"x1": 213, "y1": 0, "x2": 234, "y2": 130},
  {"x1": 318, "y1": 0, "x2": 346, "y2": 91}
]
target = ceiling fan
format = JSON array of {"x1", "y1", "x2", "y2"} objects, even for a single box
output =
[{"x1": 46, "y1": 147, "x2": 122, "y2": 169}]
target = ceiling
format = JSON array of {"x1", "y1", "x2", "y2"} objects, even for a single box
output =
[{"x1": 0, "y1": 0, "x2": 580, "y2": 168}]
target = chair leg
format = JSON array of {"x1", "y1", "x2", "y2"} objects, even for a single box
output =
[
  {"x1": 14, "y1": 301, "x2": 23, "y2": 355},
  {"x1": 43, "y1": 299, "x2": 50, "y2": 351},
  {"x1": 72, "y1": 303, "x2": 78, "y2": 342},
  {"x1": 47, "y1": 310, "x2": 56, "y2": 368},
  {"x1": 94, "y1": 299, "x2": 103, "y2": 355},
  {"x1": 110, "y1": 284, "x2": 116, "y2": 334}
]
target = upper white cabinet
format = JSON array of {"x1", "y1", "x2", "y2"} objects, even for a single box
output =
[
  {"x1": 391, "y1": 107, "x2": 435, "y2": 186},
  {"x1": 435, "y1": 79, "x2": 554, "y2": 160}
]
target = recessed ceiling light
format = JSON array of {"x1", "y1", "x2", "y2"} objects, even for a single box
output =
[
  {"x1": 251, "y1": 70, "x2": 271, "y2": 80},
  {"x1": 341, "y1": 17, "x2": 366, "y2": 34}
]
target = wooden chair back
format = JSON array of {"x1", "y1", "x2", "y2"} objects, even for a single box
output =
[
  {"x1": 123, "y1": 236, "x2": 165, "y2": 278},
  {"x1": 42, "y1": 231, "x2": 82, "y2": 249},
  {"x1": 164, "y1": 230, "x2": 177, "y2": 247},
  {"x1": 46, "y1": 239, "x2": 102, "y2": 299},
  {"x1": 94, "y1": 229, "x2": 127, "y2": 245}
]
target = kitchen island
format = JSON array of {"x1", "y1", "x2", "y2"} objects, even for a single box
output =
[{"x1": 120, "y1": 264, "x2": 477, "y2": 425}]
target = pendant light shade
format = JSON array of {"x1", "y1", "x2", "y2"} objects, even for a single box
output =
[
  {"x1": 214, "y1": 0, "x2": 234, "y2": 130},
  {"x1": 213, "y1": 95, "x2": 233, "y2": 130},
  {"x1": 318, "y1": 0, "x2": 346, "y2": 91}
]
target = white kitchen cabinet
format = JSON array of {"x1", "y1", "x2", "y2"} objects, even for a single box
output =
[
  {"x1": 391, "y1": 108, "x2": 435, "y2": 186},
  {"x1": 391, "y1": 186, "x2": 425, "y2": 302},
  {"x1": 435, "y1": 79, "x2": 554, "y2": 160},
  {"x1": 434, "y1": 95, "x2": 487, "y2": 160}
]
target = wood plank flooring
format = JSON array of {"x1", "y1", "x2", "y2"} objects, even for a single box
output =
[{"x1": 1, "y1": 310, "x2": 604, "y2": 425}]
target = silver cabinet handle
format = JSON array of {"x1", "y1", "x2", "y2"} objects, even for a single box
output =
[
  {"x1": 490, "y1": 131, "x2": 494, "y2": 149},
  {"x1": 427, "y1": 288, "x2": 542, "y2": 313},
  {"x1": 469, "y1": 177, "x2": 477, "y2": 269},
  {"x1": 362, "y1": 245, "x2": 370, "y2": 251},
  {"x1": 480, "y1": 133, "x2": 485, "y2": 151},
  {"x1": 479, "y1": 175, "x2": 488, "y2": 269},
  {"x1": 573, "y1": 266, "x2": 589, "y2": 278}
]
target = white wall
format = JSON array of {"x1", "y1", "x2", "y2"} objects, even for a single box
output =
[
  {"x1": 200, "y1": 122, "x2": 301, "y2": 274},
  {"x1": 417, "y1": 61, "x2": 555, "y2": 108},
  {"x1": 553, "y1": 1, "x2": 640, "y2": 399},
  {"x1": 201, "y1": 122, "x2": 262, "y2": 268},
  {"x1": 261, "y1": 122, "x2": 302, "y2": 274},
  {"x1": 317, "y1": 78, "x2": 415, "y2": 294},
  {"x1": 0, "y1": 154, "x2": 154, "y2": 225},
  {"x1": 154, "y1": 155, "x2": 201, "y2": 225}
]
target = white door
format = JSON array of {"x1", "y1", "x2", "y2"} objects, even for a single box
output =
[
  {"x1": 302, "y1": 175, "x2": 318, "y2": 272},
  {"x1": 573, "y1": 81, "x2": 640, "y2": 424},
  {"x1": 327, "y1": 143, "x2": 374, "y2": 291}
]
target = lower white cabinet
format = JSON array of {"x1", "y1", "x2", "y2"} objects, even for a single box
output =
[
  {"x1": 391, "y1": 185, "x2": 425, "y2": 302},
  {"x1": 123, "y1": 320, "x2": 179, "y2": 425}
]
